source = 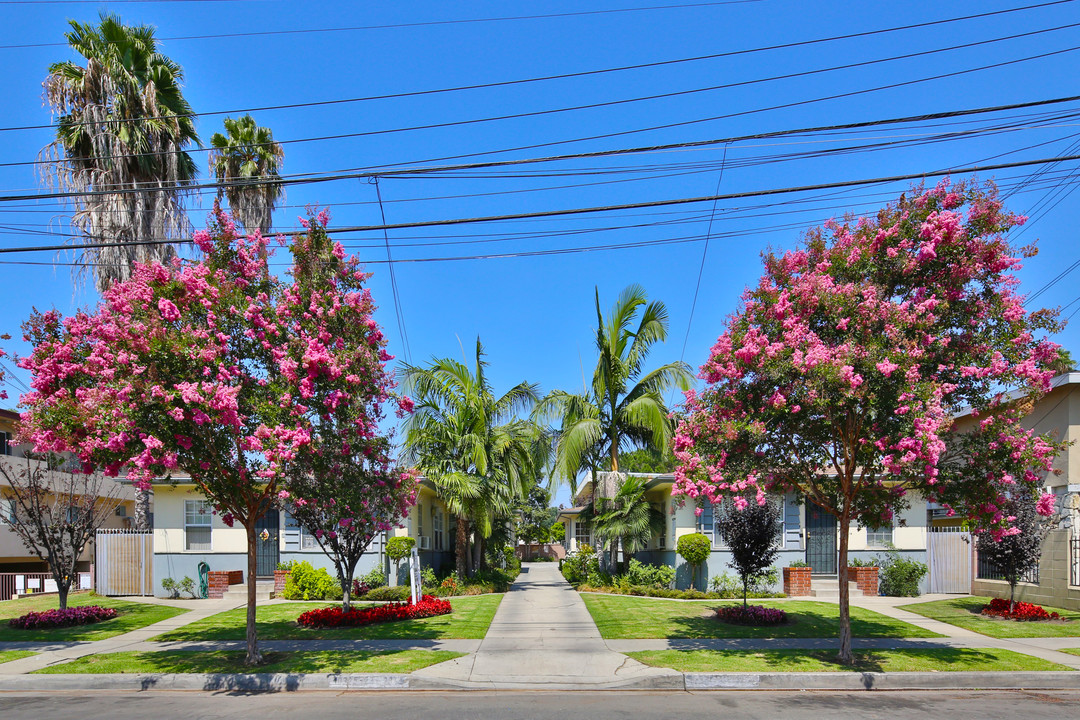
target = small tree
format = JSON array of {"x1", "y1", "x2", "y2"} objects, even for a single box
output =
[
  {"x1": 677, "y1": 532, "x2": 710, "y2": 591},
  {"x1": 592, "y1": 475, "x2": 664, "y2": 573},
  {"x1": 716, "y1": 498, "x2": 782, "y2": 606},
  {"x1": 0, "y1": 459, "x2": 122, "y2": 609},
  {"x1": 386, "y1": 536, "x2": 415, "y2": 587},
  {"x1": 976, "y1": 488, "x2": 1058, "y2": 613}
]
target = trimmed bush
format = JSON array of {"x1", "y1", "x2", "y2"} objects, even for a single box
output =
[
  {"x1": 875, "y1": 547, "x2": 927, "y2": 597},
  {"x1": 362, "y1": 585, "x2": 411, "y2": 602},
  {"x1": 9, "y1": 605, "x2": 118, "y2": 630}
]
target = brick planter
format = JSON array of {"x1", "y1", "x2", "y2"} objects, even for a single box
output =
[
  {"x1": 848, "y1": 566, "x2": 879, "y2": 596},
  {"x1": 274, "y1": 570, "x2": 290, "y2": 596},
  {"x1": 207, "y1": 570, "x2": 243, "y2": 599},
  {"x1": 783, "y1": 566, "x2": 812, "y2": 597}
]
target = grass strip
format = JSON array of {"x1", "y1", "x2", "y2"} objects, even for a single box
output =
[
  {"x1": 33, "y1": 649, "x2": 462, "y2": 674},
  {"x1": 154, "y1": 594, "x2": 502, "y2": 641},
  {"x1": 899, "y1": 596, "x2": 1080, "y2": 638},
  {"x1": 0, "y1": 592, "x2": 188, "y2": 642},
  {"x1": 582, "y1": 595, "x2": 942, "y2": 639},
  {"x1": 627, "y1": 647, "x2": 1073, "y2": 672},
  {"x1": 0, "y1": 650, "x2": 36, "y2": 664}
]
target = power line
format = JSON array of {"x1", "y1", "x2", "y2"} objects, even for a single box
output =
[
  {"x1": 371, "y1": 178, "x2": 411, "y2": 364},
  {"x1": 7, "y1": 94, "x2": 1080, "y2": 205},
  {"x1": 3, "y1": 153, "x2": 1079, "y2": 256}
]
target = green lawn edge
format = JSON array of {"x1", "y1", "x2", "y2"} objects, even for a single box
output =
[
  {"x1": 627, "y1": 648, "x2": 1073, "y2": 672},
  {"x1": 581, "y1": 595, "x2": 942, "y2": 639},
  {"x1": 0, "y1": 650, "x2": 36, "y2": 664},
  {"x1": 0, "y1": 593, "x2": 189, "y2": 642},
  {"x1": 33, "y1": 649, "x2": 464, "y2": 675},
  {"x1": 898, "y1": 596, "x2": 1080, "y2": 638},
  {"x1": 154, "y1": 594, "x2": 503, "y2": 641}
]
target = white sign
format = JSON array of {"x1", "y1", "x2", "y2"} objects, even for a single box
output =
[
  {"x1": 44, "y1": 579, "x2": 58, "y2": 593},
  {"x1": 408, "y1": 547, "x2": 421, "y2": 605},
  {"x1": 79, "y1": 573, "x2": 92, "y2": 590},
  {"x1": 15, "y1": 575, "x2": 24, "y2": 592},
  {"x1": 27, "y1": 578, "x2": 40, "y2": 590}
]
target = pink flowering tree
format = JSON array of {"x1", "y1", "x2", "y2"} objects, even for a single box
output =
[
  {"x1": 673, "y1": 180, "x2": 1065, "y2": 664},
  {"x1": 275, "y1": 214, "x2": 416, "y2": 612},
  {"x1": 18, "y1": 207, "x2": 408, "y2": 665}
]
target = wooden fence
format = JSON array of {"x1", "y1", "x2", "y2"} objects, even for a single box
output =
[{"x1": 95, "y1": 529, "x2": 153, "y2": 596}]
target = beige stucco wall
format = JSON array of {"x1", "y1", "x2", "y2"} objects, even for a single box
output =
[
  {"x1": 847, "y1": 494, "x2": 928, "y2": 551},
  {"x1": 153, "y1": 484, "x2": 247, "y2": 554}
]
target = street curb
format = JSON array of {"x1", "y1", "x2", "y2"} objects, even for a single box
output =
[{"x1": 1, "y1": 670, "x2": 1079, "y2": 693}]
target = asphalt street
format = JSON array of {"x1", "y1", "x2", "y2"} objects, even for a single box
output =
[{"x1": 1, "y1": 689, "x2": 1078, "y2": 719}]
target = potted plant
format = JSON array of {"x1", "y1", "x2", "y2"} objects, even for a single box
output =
[
  {"x1": 274, "y1": 560, "x2": 295, "y2": 597},
  {"x1": 783, "y1": 561, "x2": 812, "y2": 597},
  {"x1": 847, "y1": 557, "x2": 879, "y2": 596}
]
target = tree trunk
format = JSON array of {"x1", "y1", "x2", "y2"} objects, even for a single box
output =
[
  {"x1": 134, "y1": 487, "x2": 151, "y2": 531},
  {"x1": 472, "y1": 530, "x2": 482, "y2": 575},
  {"x1": 837, "y1": 503, "x2": 853, "y2": 665},
  {"x1": 245, "y1": 523, "x2": 263, "y2": 666},
  {"x1": 455, "y1": 515, "x2": 468, "y2": 578},
  {"x1": 57, "y1": 580, "x2": 70, "y2": 611}
]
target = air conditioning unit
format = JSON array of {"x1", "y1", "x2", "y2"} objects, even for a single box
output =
[{"x1": 418, "y1": 536, "x2": 431, "y2": 550}]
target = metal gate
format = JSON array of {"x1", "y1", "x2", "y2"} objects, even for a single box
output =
[
  {"x1": 255, "y1": 509, "x2": 280, "y2": 577},
  {"x1": 95, "y1": 529, "x2": 153, "y2": 596},
  {"x1": 928, "y1": 526, "x2": 972, "y2": 593}
]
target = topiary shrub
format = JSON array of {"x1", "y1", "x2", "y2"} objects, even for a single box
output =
[
  {"x1": 281, "y1": 561, "x2": 338, "y2": 600},
  {"x1": 386, "y1": 536, "x2": 415, "y2": 585},
  {"x1": 677, "y1": 533, "x2": 711, "y2": 590}
]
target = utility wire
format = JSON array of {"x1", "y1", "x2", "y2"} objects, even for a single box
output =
[{"x1": 371, "y1": 178, "x2": 411, "y2": 363}]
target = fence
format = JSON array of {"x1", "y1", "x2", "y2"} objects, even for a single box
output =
[
  {"x1": 95, "y1": 528, "x2": 153, "y2": 596},
  {"x1": 1072, "y1": 536, "x2": 1080, "y2": 587},
  {"x1": 928, "y1": 526, "x2": 972, "y2": 594},
  {"x1": 0, "y1": 571, "x2": 92, "y2": 601},
  {"x1": 976, "y1": 551, "x2": 1039, "y2": 585}
]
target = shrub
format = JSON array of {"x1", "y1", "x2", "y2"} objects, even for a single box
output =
[
  {"x1": 875, "y1": 547, "x2": 927, "y2": 597},
  {"x1": 561, "y1": 545, "x2": 600, "y2": 586},
  {"x1": 161, "y1": 577, "x2": 179, "y2": 599},
  {"x1": 420, "y1": 566, "x2": 438, "y2": 590},
  {"x1": 362, "y1": 585, "x2": 411, "y2": 602},
  {"x1": 297, "y1": 595, "x2": 452, "y2": 628},
  {"x1": 624, "y1": 559, "x2": 675, "y2": 589},
  {"x1": 10, "y1": 605, "x2": 118, "y2": 630},
  {"x1": 709, "y1": 572, "x2": 740, "y2": 598},
  {"x1": 386, "y1": 536, "x2": 415, "y2": 562},
  {"x1": 787, "y1": 560, "x2": 809, "y2": 568},
  {"x1": 277, "y1": 560, "x2": 297, "y2": 572},
  {"x1": 179, "y1": 576, "x2": 196, "y2": 598},
  {"x1": 849, "y1": 557, "x2": 876, "y2": 568},
  {"x1": 716, "y1": 604, "x2": 788, "y2": 626},
  {"x1": 281, "y1": 561, "x2": 339, "y2": 601},
  {"x1": 981, "y1": 598, "x2": 1061, "y2": 621},
  {"x1": 677, "y1": 533, "x2": 711, "y2": 591},
  {"x1": 438, "y1": 575, "x2": 459, "y2": 597}
]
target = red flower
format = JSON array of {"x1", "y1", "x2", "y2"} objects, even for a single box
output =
[
  {"x1": 297, "y1": 595, "x2": 452, "y2": 628},
  {"x1": 981, "y1": 598, "x2": 1061, "y2": 621}
]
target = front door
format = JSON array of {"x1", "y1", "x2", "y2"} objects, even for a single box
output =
[
  {"x1": 255, "y1": 509, "x2": 280, "y2": 577},
  {"x1": 805, "y1": 502, "x2": 837, "y2": 574}
]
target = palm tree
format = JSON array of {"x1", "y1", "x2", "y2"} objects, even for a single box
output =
[
  {"x1": 208, "y1": 114, "x2": 285, "y2": 235},
  {"x1": 402, "y1": 339, "x2": 545, "y2": 577},
  {"x1": 589, "y1": 475, "x2": 664, "y2": 573},
  {"x1": 42, "y1": 13, "x2": 198, "y2": 293},
  {"x1": 537, "y1": 284, "x2": 693, "y2": 498}
]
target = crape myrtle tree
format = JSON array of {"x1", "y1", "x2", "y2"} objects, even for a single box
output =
[
  {"x1": 716, "y1": 499, "x2": 782, "y2": 606},
  {"x1": 673, "y1": 179, "x2": 1064, "y2": 664},
  {"x1": 270, "y1": 214, "x2": 416, "y2": 612},
  {"x1": 18, "y1": 208, "x2": 410, "y2": 665}
]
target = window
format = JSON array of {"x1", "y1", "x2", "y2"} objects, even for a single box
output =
[
  {"x1": 432, "y1": 508, "x2": 444, "y2": 551},
  {"x1": 696, "y1": 500, "x2": 717, "y2": 547},
  {"x1": 283, "y1": 510, "x2": 318, "y2": 550},
  {"x1": 866, "y1": 524, "x2": 893, "y2": 548},
  {"x1": 184, "y1": 499, "x2": 212, "y2": 551},
  {"x1": 417, "y1": 502, "x2": 423, "y2": 540},
  {"x1": 0, "y1": 431, "x2": 12, "y2": 456},
  {"x1": 574, "y1": 520, "x2": 590, "y2": 549},
  {"x1": 1, "y1": 497, "x2": 14, "y2": 524}
]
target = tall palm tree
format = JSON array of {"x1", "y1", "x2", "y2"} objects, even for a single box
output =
[
  {"x1": 537, "y1": 284, "x2": 694, "y2": 495},
  {"x1": 208, "y1": 114, "x2": 284, "y2": 235},
  {"x1": 537, "y1": 285, "x2": 692, "y2": 565},
  {"x1": 402, "y1": 339, "x2": 545, "y2": 577},
  {"x1": 42, "y1": 13, "x2": 198, "y2": 293}
]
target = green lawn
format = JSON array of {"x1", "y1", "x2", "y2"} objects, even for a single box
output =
[
  {"x1": 627, "y1": 648, "x2": 1072, "y2": 673},
  {"x1": 899, "y1": 597, "x2": 1080, "y2": 638},
  {"x1": 34, "y1": 649, "x2": 463, "y2": 674},
  {"x1": 582, "y1": 595, "x2": 942, "y2": 639},
  {"x1": 0, "y1": 650, "x2": 36, "y2": 664},
  {"x1": 0, "y1": 592, "x2": 188, "y2": 642},
  {"x1": 154, "y1": 595, "x2": 502, "y2": 642}
]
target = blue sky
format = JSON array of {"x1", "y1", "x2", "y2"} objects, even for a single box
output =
[{"x1": 0, "y1": 0, "x2": 1078, "y2": 506}]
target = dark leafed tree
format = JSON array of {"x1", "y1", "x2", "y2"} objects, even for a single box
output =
[
  {"x1": 0, "y1": 458, "x2": 122, "y2": 610},
  {"x1": 209, "y1": 114, "x2": 284, "y2": 236},
  {"x1": 41, "y1": 13, "x2": 198, "y2": 293},
  {"x1": 976, "y1": 490, "x2": 1056, "y2": 613},
  {"x1": 716, "y1": 499, "x2": 783, "y2": 606}
]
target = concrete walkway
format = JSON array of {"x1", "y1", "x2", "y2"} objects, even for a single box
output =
[{"x1": 412, "y1": 562, "x2": 681, "y2": 688}]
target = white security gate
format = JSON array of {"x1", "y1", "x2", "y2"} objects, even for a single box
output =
[
  {"x1": 928, "y1": 526, "x2": 972, "y2": 594},
  {"x1": 95, "y1": 529, "x2": 153, "y2": 596}
]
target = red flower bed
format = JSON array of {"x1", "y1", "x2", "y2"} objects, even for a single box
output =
[
  {"x1": 981, "y1": 598, "x2": 1061, "y2": 621},
  {"x1": 716, "y1": 604, "x2": 788, "y2": 626},
  {"x1": 9, "y1": 605, "x2": 118, "y2": 630},
  {"x1": 297, "y1": 595, "x2": 452, "y2": 628}
]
